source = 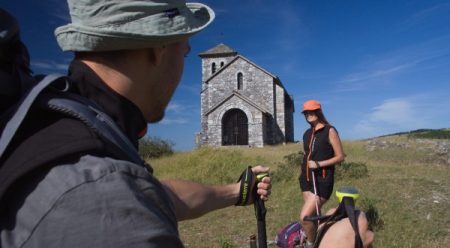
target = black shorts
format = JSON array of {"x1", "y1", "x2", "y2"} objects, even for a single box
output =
[{"x1": 299, "y1": 169, "x2": 334, "y2": 200}]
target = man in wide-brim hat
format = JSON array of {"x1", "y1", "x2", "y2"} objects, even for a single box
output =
[{"x1": 1, "y1": 1, "x2": 271, "y2": 247}]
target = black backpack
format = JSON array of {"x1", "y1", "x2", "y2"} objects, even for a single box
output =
[
  {"x1": 0, "y1": 8, "x2": 35, "y2": 116},
  {"x1": 0, "y1": 8, "x2": 144, "y2": 206}
]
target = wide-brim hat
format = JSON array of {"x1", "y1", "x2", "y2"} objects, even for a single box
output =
[{"x1": 55, "y1": 0, "x2": 215, "y2": 52}]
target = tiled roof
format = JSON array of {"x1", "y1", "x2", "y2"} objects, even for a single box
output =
[{"x1": 199, "y1": 43, "x2": 238, "y2": 57}]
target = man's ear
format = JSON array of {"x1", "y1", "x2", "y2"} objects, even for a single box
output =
[{"x1": 147, "y1": 46, "x2": 166, "y2": 66}]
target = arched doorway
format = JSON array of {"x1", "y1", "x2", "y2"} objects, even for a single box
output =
[{"x1": 222, "y1": 109, "x2": 248, "y2": 146}]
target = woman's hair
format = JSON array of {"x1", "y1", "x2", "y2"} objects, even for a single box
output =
[{"x1": 310, "y1": 109, "x2": 330, "y2": 126}]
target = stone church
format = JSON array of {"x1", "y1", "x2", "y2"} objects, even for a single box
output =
[{"x1": 196, "y1": 44, "x2": 295, "y2": 148}]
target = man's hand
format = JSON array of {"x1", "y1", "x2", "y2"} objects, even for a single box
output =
[{"x1": 251, "y1": 165, "x2": 271, "y2": 201}]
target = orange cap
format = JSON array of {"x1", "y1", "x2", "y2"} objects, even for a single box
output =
[{"x1": 302, "y1": 100, "x2": 321, "y2": 113}]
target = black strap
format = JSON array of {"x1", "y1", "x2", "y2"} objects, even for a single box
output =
[
  {"x1": 1, "y1": 74, "x2": 143, "y2": 167},
  {"x1": 41, "y1": 92, "x2": 144, "y2": 166},
  {"x1": 0, "y1": 75, "x2": 149, "y2": 207},
  {"x1": 342, "y1": 197, "x2": 364, "y2": 248},
  {"x1": 235, "y1": 166, "x2": 254, "y2": 206},
  {"x1": 0, "y1": 74, "x2": 64, "y2": 158},
  {"x1": 310, "y1": 197, "x2": 363, "y2": 248}
]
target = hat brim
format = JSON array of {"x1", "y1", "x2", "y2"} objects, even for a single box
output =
[
  {"x1": 301, "y1": 108, "x2": 320, "y2": 113},
  {"x1": 55, "y1": 2, "x2": 215, "y2": 52}
]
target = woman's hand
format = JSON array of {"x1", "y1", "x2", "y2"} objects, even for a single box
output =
[{"x1": 307, "y1": 160, "x2": 320, "y2": 169}]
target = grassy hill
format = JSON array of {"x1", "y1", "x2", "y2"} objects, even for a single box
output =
[
  {"x1": 375, "y1": 127, "x2": 450, "y2": 140},
  {"x1": 149, "y1": 134, "x2": 450, "y2": 248}
]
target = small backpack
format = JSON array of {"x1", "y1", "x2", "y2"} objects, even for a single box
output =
[{"x1": 275, "y1": 221, "x2": 305, "y2": 248}]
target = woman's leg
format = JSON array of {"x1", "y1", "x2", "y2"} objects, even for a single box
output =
[{"x1": 300, "y1": 191, "x2": 327, "y2": 243}]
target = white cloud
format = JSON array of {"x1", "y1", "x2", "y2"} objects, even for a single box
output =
[
  {"x1": 31, "y1": 60, "x2": 68, "y2": 72},
  {"x1": 353, "y1": 94, "x2": 450, "y2": 138},
  {"x1": 354, "y1": 98, "x2": 424, "y2": 138},
  {"x1": 166, "y1": 103, "x2": 186, "y2": 113},
  {"x1": 46, "y1": 0, "x2": 70, "y2": 22},
  {"x1": 403, "y1": 2, "x2": 450, "y2": 27},
  {"x1": 161, "y1": 102, "x2": 198, "y2": 125},
  {"x1": 178, "y1": 83, "x2": 200, "y2": 96},
  {"x1": 336, "y1": 34, "x2": 450, "y2": 93},
  {"x1": 159, "y1": 117, "x2": 188, "y2": 125},
  {"x1": 368, "y1": 99, "x2": 416, "y2": 125}
]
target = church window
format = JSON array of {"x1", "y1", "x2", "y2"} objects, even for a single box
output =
[
  {"x1": 237, "y1": 72, "x2": 243, "y2": 90},
  {"x1": 211, "y1": 62, "x2": 216, "y2": 74}
]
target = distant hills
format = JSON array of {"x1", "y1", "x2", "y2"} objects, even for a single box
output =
[{"x1": 375, "y1": 128, "x2": 450, "y2": 139}]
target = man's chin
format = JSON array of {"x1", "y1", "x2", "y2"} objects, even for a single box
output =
[{"x1": 148, "y1": 112, "x2": 165, "y2": 123}]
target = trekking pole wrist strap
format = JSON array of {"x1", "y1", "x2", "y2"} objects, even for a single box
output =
[
  {"x1": 315, "y1": 161, "x2": 321, "y2": 169},
  {"x1": 235, "y1": 166, "x2": 254, "y2": 206}
]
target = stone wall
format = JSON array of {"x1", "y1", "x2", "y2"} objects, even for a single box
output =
[
  {"x1": 198, "y1": 49, "x2": 294, "y2": 148},
  {"x1": 205, "y1": 96, "x2": 265, "y2": 147},
  {"x1": 366, "y1": 138, "x2": 450, "y2": 165}
]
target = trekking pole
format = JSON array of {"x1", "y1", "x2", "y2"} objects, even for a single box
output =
[
  {"x1": 310, "y1": 169, "x2": 321, "y2": 226},
  {"x1": 254, "y1": 172, "x2": 269, "y2": 248}
]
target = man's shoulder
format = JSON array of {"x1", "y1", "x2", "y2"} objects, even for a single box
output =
[
  {"x1": 2, "y1": 155, "x2": 181, "y2": 248},
  {"x1": 0, "y1": 110, "x2": 106, "y2": 208}
]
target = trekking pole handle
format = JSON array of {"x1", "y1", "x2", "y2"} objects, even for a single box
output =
[
  {"x1": 254, "y1": 172, "x2": 269, "y2": 204},
  {"x1": 256, "y1": 172, "x2": 269, "y2": 181}
]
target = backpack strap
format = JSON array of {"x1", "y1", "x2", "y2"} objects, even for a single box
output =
[
  {"x1": 0, "y1": 74, "x2": 64, "y2": 157},
  {"x1": 0, "y1": 73, "x2": 145, "y2": 166},
  {"x1": 312, "y1": 197, "x2": 363, "y2": 248},
  {"x1": 342, "y1": 197, "x2": 364, "y2": 248},
  {"x1": 42, "y1": 92, "x2": 144, "y2": 166}
]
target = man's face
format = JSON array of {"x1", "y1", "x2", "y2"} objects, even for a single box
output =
[{"x1": 147, "y1": 39, "x2": 191, "y2": 123}]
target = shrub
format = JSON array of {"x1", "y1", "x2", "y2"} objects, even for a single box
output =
[
  {"x1": 407, "y1": 129, "x2": 450, "y2": 139},
  {"x1": 359, "y1": 197, "x2": 384, "y2": 231},
  {"x1": 139, "y1": 136, "x2": 174, "y2": 159},
  {"x1": 335, "y1": 162, "x2": 369, "y2": 180},
  {"x1": 218, "y1": 237, "x2": 234, "y2": 248},
  {"x1": 273, "y1": 152, "x2": 303, "y2": 182}
]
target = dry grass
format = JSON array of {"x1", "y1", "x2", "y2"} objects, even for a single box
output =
[{"x1": 149, "y1": 139, "x2": 450, "y2": 248}]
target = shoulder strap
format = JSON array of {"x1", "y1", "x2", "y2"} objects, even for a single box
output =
[
  {"x1": 0, "y1": 73, "x2": 144, "y2": 166},
  {"x1": 0, "y1": 74, "x2": 64, "y2": 157},
  {"x1": 342, "y1": 197, "x2": 363, "y2": 248},
  {"x1": 313, "y1": 197, "x2": 363, "y2": 248},
  {"x1": 42, "y1": 92, "x2": 144, "y2": 166}
]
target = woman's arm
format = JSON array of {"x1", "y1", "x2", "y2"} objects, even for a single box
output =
[
  {"x1": 161, "y1": 165, "x2": 271, "y2": 221},
  {"x1": 308, "y1": 127, "x2": 345, "y2": 169}
]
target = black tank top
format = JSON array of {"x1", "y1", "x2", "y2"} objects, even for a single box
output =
[{"x1": 302, "y1": 125, "x2": 336, "y2": 174}]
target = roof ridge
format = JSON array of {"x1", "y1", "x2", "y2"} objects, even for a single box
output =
[{"x1": 199, "y1": 43, "x2": 238, "y2": 57}]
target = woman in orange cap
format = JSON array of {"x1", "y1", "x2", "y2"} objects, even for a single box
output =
[{"x1": 298, "y1": 100, "x2": 345, "y2": 247}]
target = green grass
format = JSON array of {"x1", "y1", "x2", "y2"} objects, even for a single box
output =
[{"x1": 149, "y1": 139, "x2": 450, "y2": 248}]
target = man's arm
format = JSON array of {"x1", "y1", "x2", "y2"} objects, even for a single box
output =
[{"x1": 161, "y1": 165, "x2": 271, "y2": 221}]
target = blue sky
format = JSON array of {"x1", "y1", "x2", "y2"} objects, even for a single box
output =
[{"x1": 3, "y1": 0, "x2": 450, "y2": 151}]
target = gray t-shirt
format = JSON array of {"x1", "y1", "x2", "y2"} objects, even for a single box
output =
[{"x1": 1, "y1": 155, "x2": 183, "y2": 247}]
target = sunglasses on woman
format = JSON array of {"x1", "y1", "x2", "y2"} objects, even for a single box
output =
[{"x1": 303, "y1": 111, "x2": 316, "y2": 116}]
